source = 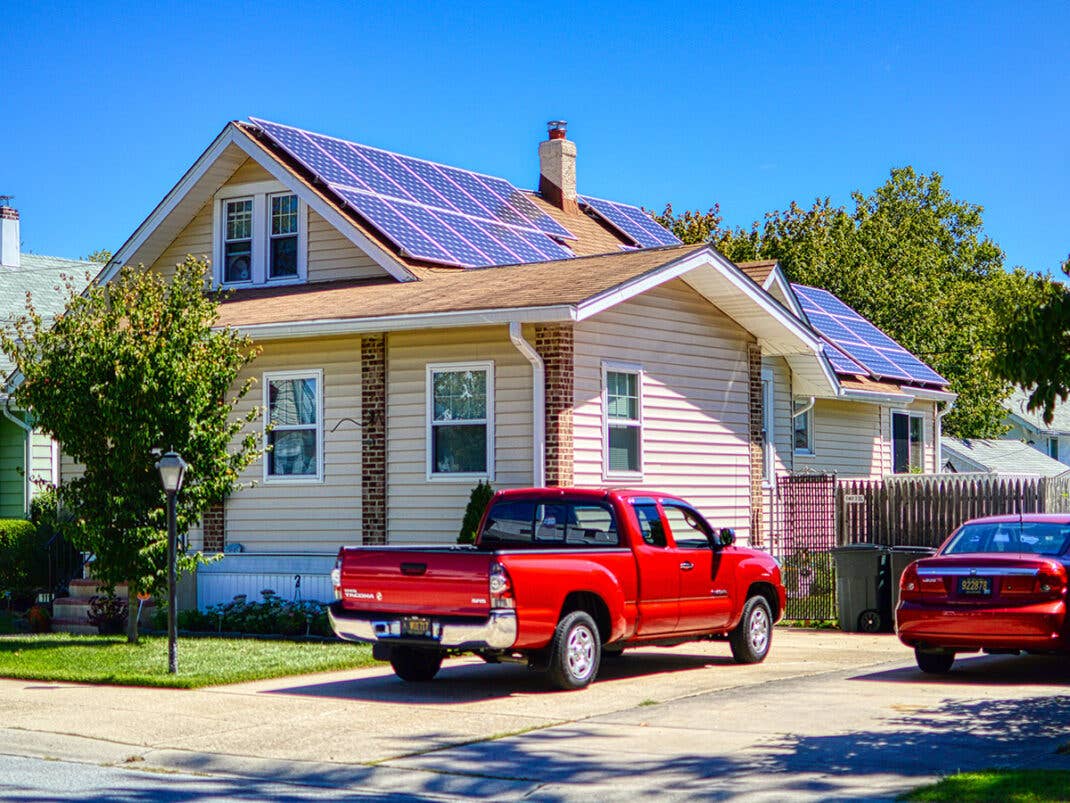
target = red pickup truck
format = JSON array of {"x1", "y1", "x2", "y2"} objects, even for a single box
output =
[{"x1": 329, "y1": 488, "x2": 786, "y2": 689}]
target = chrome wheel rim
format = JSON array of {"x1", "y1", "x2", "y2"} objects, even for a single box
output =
[
  {"x1": 748, "y1": 606, "x2": 770, "y2": 655},
  {"x1": 567, "y1": 625, "x2": 595, "y2": 679}
]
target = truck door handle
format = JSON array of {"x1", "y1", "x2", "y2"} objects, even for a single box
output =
[{"x1": 680, "y1": 562, "x2": 694, "y2": 571}]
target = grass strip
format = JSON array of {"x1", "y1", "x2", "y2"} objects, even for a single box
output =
[
  {"x1": 903, "y1": 769, "x2": 1070, "y2": 802},
  {"x1": 0, "y1": 633, "x2": 376, "y2": 688}
]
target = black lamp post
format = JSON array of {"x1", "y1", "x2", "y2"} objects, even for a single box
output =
[{"x1": 155, "y1": 451, "x2": 187, "y2": 675}]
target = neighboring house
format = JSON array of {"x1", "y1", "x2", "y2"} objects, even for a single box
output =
[
  {"x1": 0, "y1": 202, "x2": 97, "y2": 517},
  {"x1": 73, "y1": 118, "x2": 951, "y2": 606},
  {"x1": 1002, "y1": 387, "x2": 1070, "y2": 467},
  {"x1": 941, "y1": 436, "x2": 1070, "y2": 477}
]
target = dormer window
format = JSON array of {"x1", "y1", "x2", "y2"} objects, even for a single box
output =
[{"x1": 213, "y1": 180, "x2": 306, "y2": 287}]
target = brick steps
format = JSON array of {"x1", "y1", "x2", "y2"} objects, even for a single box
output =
[{"x1": 51, "y1": 581, "x2": 155, "y2": 635}]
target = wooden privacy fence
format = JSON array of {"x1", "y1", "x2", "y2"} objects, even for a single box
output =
[{"x1": 837, "y1": 474, "x2": 1070, "y2": 548}]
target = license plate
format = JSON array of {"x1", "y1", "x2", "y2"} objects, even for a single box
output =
[
  {"x1": 401, "y1": 617, "x2": 433, "y2": 637},
  {"x1": 958, "y1": 576, "x2": 992, "y2": 596}
]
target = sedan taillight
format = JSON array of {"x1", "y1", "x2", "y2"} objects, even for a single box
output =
[{"x1": 900, "y1": 564, "x2": 945, "y2": 601}]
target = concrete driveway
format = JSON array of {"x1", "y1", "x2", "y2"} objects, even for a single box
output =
[{"x1": 1, "y1": 629, "x2": 1068, "y2": 800}]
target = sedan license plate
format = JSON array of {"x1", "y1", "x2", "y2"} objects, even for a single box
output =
[
  {"x1": 401, "y1": 617, "x2": 433, "y2": 638},
  {"x1": 958, "y1": 576, "x2": 992, "y2": 596}
]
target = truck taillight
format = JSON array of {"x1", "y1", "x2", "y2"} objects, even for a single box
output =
[
  {"x1": 331, "y1": 555, "x2": 342, "y2": 600},
  {"x1": 489, "y1": 561, "x2": 514, "y2": 609}
]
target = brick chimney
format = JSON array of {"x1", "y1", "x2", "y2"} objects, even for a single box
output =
[
  {"x1": 539, "y1": 121, "x2": 578, "y2": 213},
  {"x1": 0, "y1": 197, "x2": 19, "y2": 269}
]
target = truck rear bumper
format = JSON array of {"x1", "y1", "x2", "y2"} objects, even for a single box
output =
[{"x1": 328, "y1": 602, "x2": 518, "y2": 650}]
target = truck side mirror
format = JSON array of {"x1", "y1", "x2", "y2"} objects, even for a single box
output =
[{"x1": 719, "y1": 528, "x2": 736, "y2": 547}]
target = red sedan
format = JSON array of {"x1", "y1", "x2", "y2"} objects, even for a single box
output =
[{"x1": 896, "y1": 513, "x2": 1070, "y2": 673}]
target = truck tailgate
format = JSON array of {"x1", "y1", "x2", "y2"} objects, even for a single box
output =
[{"x1": 338, "y1": 548, "x2": 495, "y2": 617}]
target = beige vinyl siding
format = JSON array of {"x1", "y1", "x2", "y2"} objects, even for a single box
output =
[
  {"x1": 29, "y1": 432, "x2": 55, "y2": 490},
  {"x1": 148, "y1": 158, "x2": 389, "y2": 284},
  {"x1": 573, "y1": 280, "x2": 754, "y2": 541},
  {"x1": 794, "y1": 399, "x2": 884, "y2": 479},
  {"x1": 387, "y1": 326, "x2": 534, "y2": 544},
  {"x1": 218, "y1": 335, "x2": 362, "y2": 554}
]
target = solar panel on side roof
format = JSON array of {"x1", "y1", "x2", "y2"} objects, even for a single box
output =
[
  {"x1": 357, "y1": 147, "x2": 448, "y2": 209},
  {"x1": 441, "y1": 166, "x2": 524, "y2": 226},
  {"x1": 331, "y1": 186, "x2": 458, "y2": 265},
  {"x1": 580, "y1": 196, "x2": 641, "y2": 244},
  {"x1": 304, "y1": 135, "x2": 407, "y2": 200},
  {"x1": 806, "y1": 312, "x2": 865, "y2": 344},
  {"x1": 477, "y1": 175, "x2": 576, "y2": 240},
  {"x1": 481, "y1": 221, "x2": 548, "y2": 263},
  {"x1": 617, "y1": 202, "x2": 682, "y2": 246},
  {"x1": 403, "y1": 158, "x2": 488, "y2": 218},
  {"x1": 823, "y1": 343, "x2": 867, "y2": 374},
  {"x1": 837, "y1": 344, "x2": 913, "y2": 381},
  {"x1": 517, "y1": 229, "x2": 573, "y2": 261},
  {"x1": 391, "y1": 199, "x2": 493, "y2": 267},
  {"x1": 433, "y1": 210, "x2": 520, "y2": 265},
  {"x1": 254, "y1": 120, "x2": 369, "y2": 190}
]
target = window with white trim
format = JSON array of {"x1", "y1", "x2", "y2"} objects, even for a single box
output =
[
  {"x1": 793, "y1": 402, "x2": 814, "y2": 456},
  {"x1": 214, "y1": 181, "x2": 306, "y2": 287},
  {"x1": 604, "y1": 364, "x2": 642, "y2": 476},
  {"x1": 892, "y1": 411, "x2": 924, "y2": 474},
  {"x1": 264, "y1": 370, "x2": 323, "y2": 481},
  {"x1": 427, "y1": 363, "x2": 494, "y2": 478}
]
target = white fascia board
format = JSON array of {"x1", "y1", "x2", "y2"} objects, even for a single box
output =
[
  {"x1": 908, "y1": 386, "x2": 958, "y2": 403},
  {"x1": 221, "y1": 304, "x2": 576, "y2": 341},
  {"x1": 98, "y1": 123, "x2": 416, "y2": 288},
  {"x1": 229, "y1": 126, "x2": 416, "y2": 283},
  {"x1": 840, "y1": 388, "x2": 917, "y2": 405},
  {"x1": 762, "y1": 266, "x2": 807, "y2": 320}
]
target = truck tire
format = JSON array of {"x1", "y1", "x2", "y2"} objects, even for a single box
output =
[
  {"x1": 729, "y1": 595, "x2": 773, "y2": 664},
  {"x1": 547, "y1": 610, "x2": 601, "y2": 690},
  {"x1": 915, "y1": 648, "x2": 955, "y2": 674},
  {"x1": 389, "y1": 647, "x2": 443, "y2": 682}
]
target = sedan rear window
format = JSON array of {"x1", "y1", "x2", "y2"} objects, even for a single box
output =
[
  {"x1": 944, "y1": 522, "x2": 1070, "y2": 556},
  {"x1": 480, "y1": 500, "x2": 619, "y2": 548}
]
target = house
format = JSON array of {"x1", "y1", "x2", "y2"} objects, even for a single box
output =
[
  {"x1": 1, "y1": 202, "x2": 96, "y2": 518},
  {"x1": 74, "y1": 118, "x2": 952, "y2": 606},
  {"x1": 1001, "y1": 387, "x2": 1070, "y2": 467},
  {"x1": 941, "y1": 436, "x2": 1070, "y2": 477}
]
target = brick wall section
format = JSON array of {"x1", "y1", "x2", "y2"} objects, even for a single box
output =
[
  {"x1": 535, "y1": 324, "x2": 574, "y2": 487},
  {"x1": 748, "y1": 343, "x2": 765, "y2": 548},
  {"x1": 361, "y1": 333, "x2": 387, "y2": 545},
  {"x1": 202, "y1": 503, "x2": 225, "y2": 553}
]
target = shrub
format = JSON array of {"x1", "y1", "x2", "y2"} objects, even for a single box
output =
[
  {"x1": 156, "y1": 589, "x2": 332, "y2": 638},
  {"x1": 87, "y1": 594, "x2": 128, "y2": 635},
  {"x1": 0, "y1": 518, "x2": 40, "y2": 596},
  {"x1": 457, "y1": 480, "x2": 493, "y2": 544},
  {"x1": 26, "y1": 604, "x2": 51, "y2": 633}
]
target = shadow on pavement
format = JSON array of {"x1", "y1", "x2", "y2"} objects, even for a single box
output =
[
  {"x1": 850, "y1": 652, "x2": 1070, "y2": 687},
  {"x1": 266, "y1": 648, "x2": 736, "y2": 703}
]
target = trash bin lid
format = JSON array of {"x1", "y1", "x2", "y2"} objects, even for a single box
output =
[
  {"x1": 832, "y1": 543, "x2": 889, "y2": 553},
  {"x1": 889, "y1": 545, "x2": 936, "y2": 554}
]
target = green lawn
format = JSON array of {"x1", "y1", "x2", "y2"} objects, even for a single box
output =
[
  {"x1": 0, "y1": 633, "x2": 377, "y2": 688},
  {"x1": 904, "y1": 770, "x2": 1070, "y2": 802}
]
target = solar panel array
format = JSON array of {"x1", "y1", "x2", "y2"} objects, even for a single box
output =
[
  {"x1": 793, "y1": 285, "x2": 948, "y2": 386},
  {"x1": 250, "y1": 118, "x2": 577, "y2": 268},
  {"x1": 579, "y1": 195, "x2": 682, "y2": 248}
]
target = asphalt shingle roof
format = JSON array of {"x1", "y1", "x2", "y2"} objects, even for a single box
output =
[
  {"x1": 1005, "y1": 387, "x2": 1070, "y2": 434},
  {"x1": 941, "y1": 437, "x2": 1070, "y2": 478}
]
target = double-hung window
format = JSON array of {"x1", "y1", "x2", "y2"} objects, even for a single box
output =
[
  {"x1": 892, "y1": 411, "x2": 924, "y2": 474},
  {"x1": 214, "y1": 181, "x2": 306, "y2": 287},
  {"x1": 264, "y1": 370, "x2": 323, "y2": 482},
  {"x1": 427, "y1": 362, "x2": 494, "y2": 479},
  {"x1": 603, "y1": 363, "x2": 642, "y2": 477},
  {"x1": 793, "y1": 401, "x2": 814, "y2": 456}
]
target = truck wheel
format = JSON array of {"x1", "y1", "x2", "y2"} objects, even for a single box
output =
[
  {"x1": 915, "y1": 648, "x2": 955, "y2": 674},
  {"x1": 389, "y1": 647, "x2": 443, "y2": 682},
  {"x1": 729, "y1": 595, "x2": 773, "y2": 664},
  {"x1": 547, "y1": 611, "x2": 601, "y2": 690}
]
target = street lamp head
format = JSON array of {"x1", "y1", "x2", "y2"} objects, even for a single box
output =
[{"x1": 156, "y1": 451, "x2": 187, "y2": 494}]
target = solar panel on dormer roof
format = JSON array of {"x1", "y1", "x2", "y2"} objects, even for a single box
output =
[
  {"x1": 249, "y1": 118, "x2": 576, "y2": 268},
  {"x1": 579, "y1": 195, "x2": 682, "y2": 248},
  {"x1": 793, "y1": 284, "x2": 948, "y2": 386}
]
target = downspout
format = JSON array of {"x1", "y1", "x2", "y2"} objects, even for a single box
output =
[
  {"x1": 3, "y1": 395, "x2": 34, "y2": 515},
  {"x1": 935, "y1": 398, "x2": 955, "y2": 473},
  {"x1": 792, "y1": 397, "x2": 816, "y2": 419},
  {"x1": 509, "y1": 322, "x2": 546, "y2": 487}
]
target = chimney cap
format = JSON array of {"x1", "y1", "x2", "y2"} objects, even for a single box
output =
[
  {"x1": 547, "y1": 120, "x2": 568, "y2": 140},
  {"x1": 0, "y1": 195, "x2": 14, "y2": 208}
]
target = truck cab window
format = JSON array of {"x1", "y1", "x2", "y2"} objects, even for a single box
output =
[
  {"x1": 631, "y1": 502, "x2": 667, "y2": 547},
  {"x1": 482, "y1": 501, "x2": 536, "y2": 546},
  {"x1": 662, "y1": 503, "x2": 713, "y2": 548}
]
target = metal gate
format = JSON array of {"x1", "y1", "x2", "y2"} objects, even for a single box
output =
[{"x1": 771, "y1": 473, "x2": 838, "y2": 621}]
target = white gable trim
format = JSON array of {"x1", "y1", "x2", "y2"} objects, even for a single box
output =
[
  {"x1": 98, "y1": 123, "x2": 416, "y2": 287},
  {"x1": 762, "y1": 264, "x2": 807, "y2": 320}
]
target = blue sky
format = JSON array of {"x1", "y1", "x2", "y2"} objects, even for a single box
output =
[{"x1": 3, "y1": 1, "x2": 1067, "y2": 273}]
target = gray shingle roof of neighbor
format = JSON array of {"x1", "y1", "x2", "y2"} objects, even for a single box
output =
[
  {"x1": 940, "y1": 436, "x2": 1070, "y2": 478},
  {"x1": 1005, "y1": 387, "x2": 1070, "y2": 434},
  {"x1": 0, "y1": 255, "x2": 99, "y2": 380}
]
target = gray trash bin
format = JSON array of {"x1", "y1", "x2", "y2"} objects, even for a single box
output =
[
  {"x1": 889, "y1": 545, "x2": 936, "y2": 619},
  {"x1": 832, "y1": 544, "x2": 891, "y2": 632}
]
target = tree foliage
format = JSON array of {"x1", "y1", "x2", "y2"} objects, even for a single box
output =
[
  {"x1": 993, "y1": 256, "x2": 1070, "y2": 424},
  {"x1": 655, "y1": 168, "x2": 1053, "y2": 437},
  {"x1": 0, "y1": 257, "x2": 261, "y2": 640}
]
